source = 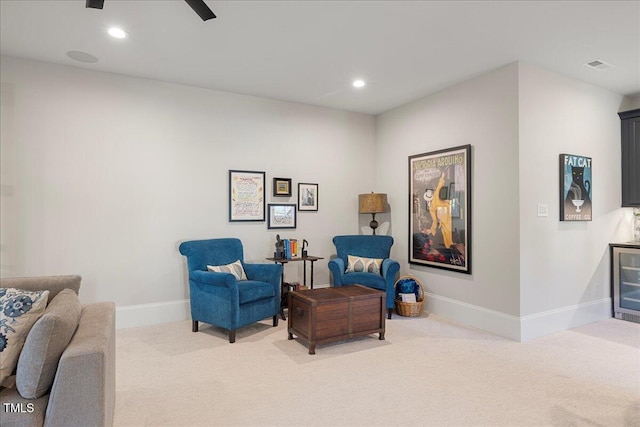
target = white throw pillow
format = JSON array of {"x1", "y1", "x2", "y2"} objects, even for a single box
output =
[
  {"x1": 0, "y1": 288, "x2": 49, "y2": 385},
  {"x1": 345, "y1": 255, "x2": 383, "y2": 275},
  {"x1": 207, "y1": 260, "x2": 247, "y2": 281}
]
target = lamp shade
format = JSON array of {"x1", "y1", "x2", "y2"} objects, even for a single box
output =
[{"x1": 359, "y1": 193, "x2": 388, "y2": 214}]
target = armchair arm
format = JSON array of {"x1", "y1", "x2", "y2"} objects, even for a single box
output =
[
  {"x1": 189, "y1": 271, "x2": 240, "y2": 328},
  {"x1": 191, "y1": 270, "x2": 237, "y2": 289},
  {"x1": 328, "y1": 258, "x2": 346, "y2": 286},
  {"x1": 243, "y1": 263, "x2": 282, "y2": 314},
  {"x1": 381, "y1": 259, "x2": 401, "y2": 310},
  {"x1": 243, "y1": 263, "x2": 282, "y2": 289},
  {"x1": 382, "y1": 258, "x2": 400, "y2": 280}
]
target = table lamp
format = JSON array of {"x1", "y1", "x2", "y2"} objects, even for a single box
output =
[{"x1": 359, "y1": 192, "x2": 388, "y2": 235}]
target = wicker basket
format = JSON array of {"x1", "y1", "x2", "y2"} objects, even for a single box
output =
[{"x1": 394, "y1": 275, "x2": 425, "y2": 317}]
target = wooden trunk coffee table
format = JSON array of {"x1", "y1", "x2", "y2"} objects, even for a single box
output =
[{"x1": 287, "y1": 285, "x2": 385, "y2": 354}]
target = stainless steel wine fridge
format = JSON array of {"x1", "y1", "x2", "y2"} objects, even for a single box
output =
[{"x1": 610, "y1": 243, "x2": 640, "y2": 324}]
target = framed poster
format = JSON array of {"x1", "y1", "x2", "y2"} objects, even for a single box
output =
[
  {"x1": 409, "y1": 145, "x2": 471, "y2": 274},
  {"x1": 267, "y1": 204, "x2": 297, "y2": 229},
  {"x1": 229, "y1": 170, "x2": 265, "y2": 222},
  {"x1": 298, "y1": 183, "x2": 318, "y2": 211},
  {"x1": 273, "y1": 177, "x2": 292, "y2": 197},
  {"x1": 559, "y1": 154, "x2": 592, "y2": 221}
]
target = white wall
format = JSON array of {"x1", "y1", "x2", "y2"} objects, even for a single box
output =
[
  {"x1": 620, "y1": 95, "x2": 640, "y2": 111},
  {"x1": 0, "y1": 56, "x2": 375, "y2": 327},
  {"x1": 518, "y1": 62, "x2": 629, "y2": 340},
  {"x1": 376, "y1": 63, "x2": 522, "y2": 338},
  {"x1": 377, "y1": 62, "x2": 630, "y2": 341},
  {"x1": 2, "y1": 56, "x2": 633, "y2": 339}
]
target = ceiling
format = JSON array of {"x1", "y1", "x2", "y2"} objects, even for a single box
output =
[{"x1": 1, "y1": 0, "x2": 638, "y2": 115}]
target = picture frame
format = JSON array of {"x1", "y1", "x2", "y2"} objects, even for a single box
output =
[
  {"x1": 273, "y1": 177, "x2": 292, "y2": 197},
  {"x1": 559, "y1": 154, "x2": 592, "y2": 221},
  {"x1": 298, "y1": 183, "x2": 318, "y2": 211},
  {"x1": 228, "y1": 170, "x2": 265, "y2": 222},
  {"x1": 409, "y1": 145, "x2": 472, "y2": 274},
  {"x1": 267, "y1": 204, "x2": 297, "y2": 229}
]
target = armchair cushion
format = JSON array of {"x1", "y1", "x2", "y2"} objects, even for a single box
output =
[
  {"x1": 238, "y1": 280, "x2": 276, "y2": 305},
  {"x1": 207, "y1": 260, "x2": 247, "y2": 281},
  {"x1": 346, "y1": 255, "x2": 383, "y2": 275}
]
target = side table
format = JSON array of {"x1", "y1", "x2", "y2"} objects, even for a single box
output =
[{"x1": 266, "y1": 255, "x2": 324, "y2": 319}]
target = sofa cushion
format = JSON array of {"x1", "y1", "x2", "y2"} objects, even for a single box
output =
[
  {"x1": 207, "y1": 260, "x2": 247, "y2": 281},
  {"x1": 345, "y1": 255, "x2": 383, "y2": 275},
  {"x1": 0, "y1": 288, "x2": 49, "y2": 386},
  {"x1": 0, "y1": 386, "x2": 49, "y2": 427},
  {"x1": 16, "y1": 288, "x2": 82, "y2": 399}
]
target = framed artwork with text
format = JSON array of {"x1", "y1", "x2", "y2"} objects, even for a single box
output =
[
  {"x1": 559, "y1": 154, "x2": 592, "y2": 221},
  {"x1": 409, "y1": 145, "x2": 471, "y2": 274},
  {"x1": 229, "y1": 170, "x2": 265, "y2": 222}
]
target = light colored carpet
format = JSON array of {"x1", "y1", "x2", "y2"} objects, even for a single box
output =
[{"x1": 114, "y1": 313, "x2": 640, "y2": 427}]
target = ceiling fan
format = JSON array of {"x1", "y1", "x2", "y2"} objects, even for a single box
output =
[{"x1": 86, "y1": 0, "x2": 216, "y2": 21}]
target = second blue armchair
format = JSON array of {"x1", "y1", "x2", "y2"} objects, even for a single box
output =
[{"x1": 328, "y1": 235, "x2": 400, "y2": 319}]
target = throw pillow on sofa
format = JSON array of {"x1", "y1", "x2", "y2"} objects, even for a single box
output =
[
  {"x1": 207, "y1": 260, "x2": 247, "y2": 281},
  {"x1": 0, "y1": 288, "x2": 49, "y2": 385},
  {"x1": 16, "y1": 288, "x2": 81, "y2": 399},
  {"x1": 345, "y1": 255, "x2": 383, "y2": 275}
]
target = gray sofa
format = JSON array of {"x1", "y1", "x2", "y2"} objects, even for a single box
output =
[{"x1": 0, "y1": 275, "x2": 115, "y2": 427}]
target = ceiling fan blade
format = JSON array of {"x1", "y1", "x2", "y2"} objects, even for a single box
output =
[
  {"x1": 184, "y1": 0, "x2": 216, "y2": 21},
  {"x1": 86, "y1": 0, "x2": 104, "y2": 9}
]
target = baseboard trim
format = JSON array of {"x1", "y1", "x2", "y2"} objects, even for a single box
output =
[
  {"x1": 114, "y1": 288, "x2": 333, "y2": 329},
  {"x1": 425, "y1": 292, "x2": 522, "y2": 341},
  {"x1": 116, "y1": 299, "x2": 190, "y2": 329},
  {"x1": 425, "y1": 293, "x2": 612, "y2": 342},
  {"x1": 116, "y1": 293, "x2": 612, "y2": 340},
  {"x1": 520, "y1": 298, "x2": 612, "y2": 342}
]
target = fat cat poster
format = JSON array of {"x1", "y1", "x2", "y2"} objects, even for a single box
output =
[
  {"x1": 559, "y1": 154, "x2": 592, "y2": 221},
  {"x1": 409, "y1": 145, "x2": 471, "y2": 274}
]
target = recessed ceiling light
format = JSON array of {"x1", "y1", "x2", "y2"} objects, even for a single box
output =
[
  {"x1": 66, "y1": 51, "x2": 99, "y2": 63},
  {"x1": 108, "y1": 27, "x2": 127, "y2": 39},
  {"x1": 353, "y1": 80, "x2": 366, "y2": 88}
]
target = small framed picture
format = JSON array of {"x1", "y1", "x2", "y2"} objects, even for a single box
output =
[
  {"x1": 298, "y1": 183, "x2": 318, "y2": 211},
  {"x1": 268, "y1": 204, "x2": 297, "y2": 229},
  {"x1": 273, "y1": 178, "x2": 292, "y2": 197}
]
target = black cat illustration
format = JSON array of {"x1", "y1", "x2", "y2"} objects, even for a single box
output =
[{"x1": 564, "y1": 166, "x2": 591, "y2": 214}]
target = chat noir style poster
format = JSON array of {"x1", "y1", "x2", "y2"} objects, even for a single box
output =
[
  {"x1": 409, "y1": 145, "x2": 471, "y2": 274},
  {"x1": 559, "y1": 154, "x2": 592, "y2": 221}
]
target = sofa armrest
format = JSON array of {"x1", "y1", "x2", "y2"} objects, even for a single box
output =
[{"x1": 45, "y1": 302, "x2": 115, "y2": 427}]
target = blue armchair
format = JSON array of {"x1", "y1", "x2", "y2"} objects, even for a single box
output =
[
  {"x1": 328, "y1": 235, "x2": 400, "y2": 319},
  {"x1": 178, "y1": 238, "x2": 282, "y2": 343}
]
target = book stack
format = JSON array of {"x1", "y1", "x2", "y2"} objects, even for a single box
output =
[{"x1": 282, "y1": 238, "x2": 299, "y2": 259}]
